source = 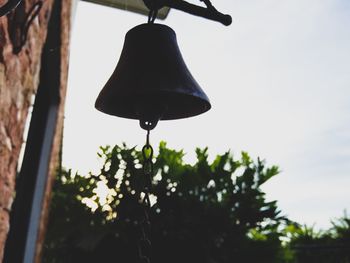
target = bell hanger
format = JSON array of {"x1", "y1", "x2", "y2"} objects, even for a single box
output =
[{"x1": 95, "y1": 0, "x2": 231, "y2": 130}]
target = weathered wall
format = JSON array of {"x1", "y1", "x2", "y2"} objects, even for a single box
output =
[{"x1": 0, "y1": 0, "x2": 56, "y2": 261}]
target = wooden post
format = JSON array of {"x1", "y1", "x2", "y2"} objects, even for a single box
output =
[{"x1": 34, "y1": 0, "x2": 72, "y2": 261}]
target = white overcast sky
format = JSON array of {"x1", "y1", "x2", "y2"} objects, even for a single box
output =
[{"x1": 63, "y1": 0, "x2": 350, "y2": 229}]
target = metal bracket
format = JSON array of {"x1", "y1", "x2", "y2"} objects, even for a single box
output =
[
  {"x1": 0, "y1": 0, "x2": 22, "y2": 17},
  {"x1": 6, "y1": 0, "x2": 43, "y2": 54},
  {"x1": 143, "y1": 0, "x2": 232, "y2": 26},
  {"x1": 12, "y1": 1, "x2": 43, "y2": 54}
]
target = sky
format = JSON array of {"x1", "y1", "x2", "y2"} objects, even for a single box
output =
[{"x1": 63, "y1": 0, "x2": 350, "y2": 229}]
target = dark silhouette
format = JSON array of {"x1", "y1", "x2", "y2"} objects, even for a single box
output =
[{"x1": 43, "y1": 142, "x2": 350, "y2": 263}]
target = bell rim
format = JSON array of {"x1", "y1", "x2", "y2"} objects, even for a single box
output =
[{"x1": 95, "y1": 90, "x2": 211, "y2": 121}]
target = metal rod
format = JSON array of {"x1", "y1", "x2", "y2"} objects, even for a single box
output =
[{"x1": 168, "y1": 0, "x2": 232, "y2": 26}]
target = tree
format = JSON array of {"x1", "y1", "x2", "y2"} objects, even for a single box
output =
[{"x1": 43, "y1": 142, "x2": 287, "y2": 263}]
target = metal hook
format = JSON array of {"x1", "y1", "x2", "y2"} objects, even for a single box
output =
[
  {"x1": 147, "y1": 9, "x2": 158, "y2": 24},
  {"x1": 0, "y1": 0, "x2": 22, "y2": 17},
  {"x1": 12, "y1": 1, "x2": 42, "y2": 54},
  {"x1": 144, "y1": 0, "x2": 162, "y2": 23},
  {"x1": 143, "y1": 0, "x2": 232, "y2": 26}
]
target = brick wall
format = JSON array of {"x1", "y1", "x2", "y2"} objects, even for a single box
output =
[{"x1": 0, "y1": 0, "x2": 55, "y2": 260}]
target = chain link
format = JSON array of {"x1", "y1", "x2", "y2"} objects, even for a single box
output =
[{"x1": 138, "y1": 129, "x2": 154, "y2": 263}]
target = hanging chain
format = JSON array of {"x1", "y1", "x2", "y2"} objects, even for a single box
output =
[{"x1": 138, "y1": 128, "x2": 154, "y2": 263}]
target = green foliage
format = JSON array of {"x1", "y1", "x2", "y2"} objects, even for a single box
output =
[
  {"x1": 330, "y1": 213, "x2": 350, "y2": 241},
  {"x1": 43, "y1": 142, "x2": 286, "y2": 263},
  {"x1": 42, "y1": 142, "x2": 350, "y2": 263},
  {"x1": 283, "y1": 213, "x2": 350, "y2": 263}
]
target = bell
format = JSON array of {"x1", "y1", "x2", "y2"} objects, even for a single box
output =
[{"x1": 95, "y1": 23, "x2": 211, "y2": 129}]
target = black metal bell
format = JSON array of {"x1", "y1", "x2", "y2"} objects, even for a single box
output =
[{"x1": 95, "y1": 23, "x2": 211, "y2": 129}]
